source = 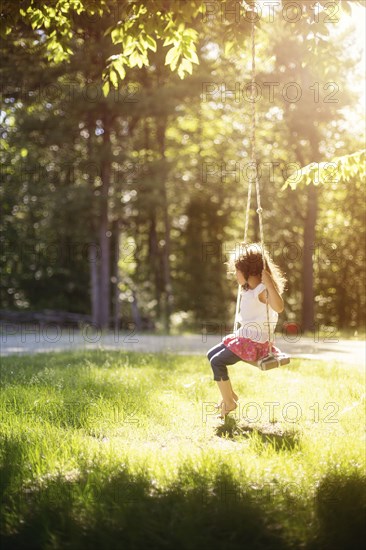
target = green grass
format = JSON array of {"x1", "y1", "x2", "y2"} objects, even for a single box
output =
[{"x1": 0, "y1": 350, "x2": 365, "y2": 550}]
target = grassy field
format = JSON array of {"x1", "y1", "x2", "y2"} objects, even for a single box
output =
[{"x1": 0, "y1": 350, "x2": 365, "y2": 550}]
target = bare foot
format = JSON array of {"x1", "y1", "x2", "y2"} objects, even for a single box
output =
[
  {"x1": 217, "y1": 391, "x2": 239, "y2": 410},
  {"x1": 218, "y1": 400, "x2": 237, "y2": 419}
]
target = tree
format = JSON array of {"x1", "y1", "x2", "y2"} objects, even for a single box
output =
[
  {"x1": 283, "y1": 150, "x2": 366, "y2": 330},
  {"x1": 1, "y1": 0, "x2": 365, "y2": 333}
]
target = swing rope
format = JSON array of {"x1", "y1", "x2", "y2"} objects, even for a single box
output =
[{"x1": 233, "y1": 14, "x2": 273, "y2": 356}]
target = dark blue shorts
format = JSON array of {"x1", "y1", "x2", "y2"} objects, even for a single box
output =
[{"x1": 206, "y1": 342, "x2": 242, "y2": 381}]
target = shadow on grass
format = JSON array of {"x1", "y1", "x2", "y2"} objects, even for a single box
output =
[
  {"x1": 308, "y1": 473, "x2": 366, "y2": 550},
  {"x1": 1, "y1": 436, "x2": 365, "y2": 550},
  {"x1": 0, "y1": 446, "x2": 290, "y2": 550},
  {"x1": 215, "y1": 417, "x2": 300, "y2": 452}
]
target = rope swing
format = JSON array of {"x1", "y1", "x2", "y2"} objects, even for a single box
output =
[{"x1": 233, "y1": 14, "x2": 290, "y2": 371}]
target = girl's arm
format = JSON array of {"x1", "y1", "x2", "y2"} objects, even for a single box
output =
[{"x1": 260, "y1": 269, "x2": 284, "y2": 313}]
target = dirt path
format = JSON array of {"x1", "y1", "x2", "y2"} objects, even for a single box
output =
[{"x1": 0, "y1": 327, "x2": 364, "y2": 365}]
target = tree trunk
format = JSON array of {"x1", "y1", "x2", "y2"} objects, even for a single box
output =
[
  {"x1": 87, "y1": 114, "x2": 100, "y2": 326},
  {"x1": 89, "y1": 244, "x2": 100, "y2": 326},
  {"x1": 156, "y1": 118, "x2": 172, "y2": 333},
  {"x1": 302, "y1": 182, "x2": 317, "y2": 331},
  {"x1": 148, "y1": 211, "x2": 162, "y2": 319},
  {"x1": 113, "y1": 219, "x2": 121, "y2": 332},
  {"x1": 98, "y1": 117, "x2": 112, "y2": 329},
  {"x1": 337, "y1": 262, "x2": 348, "y2": 330},
  {"x1": 131, "y1": 290, "x2": 143, "y2": 331}
]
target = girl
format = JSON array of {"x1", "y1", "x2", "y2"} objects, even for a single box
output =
[{"x1": 206, "y1": 242, "x2": 287, "y2": 419}]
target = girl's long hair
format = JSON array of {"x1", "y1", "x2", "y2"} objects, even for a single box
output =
[{"x1": 226, "y1": 242, "x2": 287, "y2": 294}]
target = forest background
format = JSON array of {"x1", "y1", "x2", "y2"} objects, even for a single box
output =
[{"x1": 1, "y1": 0, "x2": 365, "y2": 336}]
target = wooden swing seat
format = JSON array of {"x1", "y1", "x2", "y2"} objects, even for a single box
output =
[
  {"x1": 258, "y1": 352, "x2": 291, "y2": 371},
  {"x1": 246, "y1": 353, "x2": 291, "y2": 371}
]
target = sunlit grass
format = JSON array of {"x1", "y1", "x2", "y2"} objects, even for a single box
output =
[{"x1": 1, "y1": 350, "x2": 365, "y2": 549}]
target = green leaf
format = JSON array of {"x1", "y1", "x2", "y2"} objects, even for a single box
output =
[
  {"x1": 165, "y1": 46, "x2": 180, "y2": 67},
  {"x1": 177, "y1": 65, "x2": 185, "y2": 79},
  {"x1": 123, "y1": 36, "x2": 136, "y2": 56},
  {"x1": 30, "y1": 18, "x2": 39, "y2": 30},
  {"x1": 110, "y1": 68, "x2": 118, "y2": 88},
  {"x1": 162, "y1": 36, "x2": 175, "y2": 47},
  {"x1": 102, "y1": 80, "x2": 110, "y2": 97},
  {"x1": 183, "y1": 28, "x2": 198, "y2": 39},
  {"x1": 129, "y1": 50, "x2": 141, "y2": 67},
  {"x1": 145, "y1": 34, "x2": 157, "y2": 52},
  {"x1": 136, "y1": 40, "x2": 146, "y2": 54},
  {"x1": 113, "y1": 58, "x2": 126, "y2": 80},
  {"x1": 180, "y1": 57, "x2": 193, "y2": 75},
  {"x1": 185, "y1": 48, "x2": 199, "y2": 64},
  {"x1": 163, "y1": 19, "x2": 175, "y2": 33},
  {"x1": 111, "y1": 27, "x2": 123, "y2": 44}
]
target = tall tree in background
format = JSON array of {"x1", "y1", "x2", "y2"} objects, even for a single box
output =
[
  {"x1": 255, "y1": 7, "x2": 359, "y2": 330},
  {"x1": 1, "y1": 0, "x2": 365, "y2": 332}
]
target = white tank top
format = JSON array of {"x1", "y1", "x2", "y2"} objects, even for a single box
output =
[{"x1": 235, "y1": 282, "x2": 278, "y2": 343}]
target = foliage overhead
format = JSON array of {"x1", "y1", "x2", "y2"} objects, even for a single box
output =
[
  {"x1": 1, "y1": 0, "x2": 365, "y2": 96},
  {"x1": 283, "y1": 150, "x2": 366, "y2": 189}
]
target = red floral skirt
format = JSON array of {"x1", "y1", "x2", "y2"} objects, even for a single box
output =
[{"x1": 222, "y1": 333, "x2": 282, "y2": 362}]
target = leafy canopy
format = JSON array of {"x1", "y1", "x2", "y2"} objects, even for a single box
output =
[
  {"x1": 283, "y1": 150, "x2": 366, "y2": 189},
  {"x1": 3, "y1": 0, "x2": 364, "y2": 97}
]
